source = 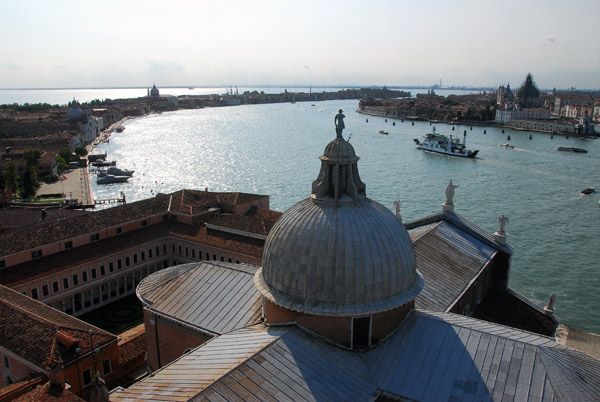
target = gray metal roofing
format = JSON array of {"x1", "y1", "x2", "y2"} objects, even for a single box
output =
[
  {"x1": 137, "y1": 262, "x2": 262, "y2": 335},
  {"x1": 410, "y1": 220, "x2": 497, "y2": 311},
  {"x1": 111, "y1": 311, "x2": 600, "y2": 401}
]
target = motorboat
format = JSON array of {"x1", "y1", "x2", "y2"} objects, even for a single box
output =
[
  {"x1": 97, "y1": 175, "x2": 130, "y2": 184},
  {"x1": 378, "y1": 130, "x2": 389, "y2": 135},
  {"x1": 92, "y1": 160, "x2": 117, "y2": 167},
  {"x1": 499, "y1": 143, "x2": 515, "y2": 149},
  {"x1": 581, "y1": 187, "x2": 595, "y2": 195},
  {"x1": 116, "y1": 126, "x2": 125, "y2": 132},
  {"x1": 98, "y1": 167, "x2": 134, "y2": 177},
  {"x1": 557, "y1": 147, "x2": 587, "y2": 153},
  {"x1": 413, "y1": 127, "x2": 479, "y2": 158}
]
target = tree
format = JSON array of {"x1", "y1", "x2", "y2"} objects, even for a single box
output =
[
  {"x1": 4, "y1": 162, "x2": 18, "y2": 193},
  {"x1": 58, "y1": 147, "x2": 74, "y2": 164},
  {"x1": 55, "y1": 155, "x2": 68, "y2": 173},
  {"x1": 23, "y1": 148, "x2": 41, "y2": 168},
  {"x1": 21, "y1": 166, "x2": 38, "y2": 199},
  {"x1": 75, "y1": 146, "x2": 88, "y2": 157}
]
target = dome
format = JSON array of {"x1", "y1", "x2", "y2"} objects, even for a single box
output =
[
  {"x1": 516, "y1": 73, "x2": 540, "y2": 103},
  {"x1": 255, "y1": 137, "x2": 423, "y2": 316},
  {"x1": 150, "y1": 85, "x2": 159, "y2": 97}
]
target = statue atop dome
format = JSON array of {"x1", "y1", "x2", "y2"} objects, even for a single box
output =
[{"x1": 334, "y1": 109, "x2": 345, "y2": 138}]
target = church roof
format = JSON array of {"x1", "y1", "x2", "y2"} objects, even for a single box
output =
[
  {"x1": 111, "y1": 311, "x2": 600, "y2": 401},
  {"x1": 136, "y1": 262, "x2": 262, "y2": 335},
  {"x1": 256, "y1": 137, "x2": 422, "y2": 316},
  {"x1": 517, "y1": 73, "x2": 541, "y2": 100}
]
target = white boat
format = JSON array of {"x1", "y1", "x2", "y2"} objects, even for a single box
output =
[
  {"x1": 413, "y1": 127, "x2": 479, "y2": 158},
  {"x1": 499, "y1": 143, "x2": 515, "y2": 149},
  {"x1": 97, "y1": 175, "x2": 130, "y2": 184},
  {"x1": 116, "y1": 126, "x2": 125, "y2": 132},
  {"x1": 378, "y1": 130, "x2": 389, "y2": 135},
  {"x1": 98, "y1": 167, "x2": 134, "y2": 177},
  {"x1": 92, "y1": 160, "x2": 116, "y2": 167}
]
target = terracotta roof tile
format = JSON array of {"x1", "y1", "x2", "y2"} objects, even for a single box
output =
[
  {"x1": 13, "y1": 382, "x2": 84, "y2": 402},
  {"x1": 118, "y1": 324, "x2": 146, "y2": 366},
  {"x1": 0, "y1": 208, "x2": 88, "y2": 233},
  {"x1": 0, "y1": 286, "x2": 116, "y2": 371}
]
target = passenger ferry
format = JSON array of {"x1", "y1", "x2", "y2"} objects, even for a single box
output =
[{"x1": 413, "y1": 127, "x2": 479, "y2": 158}]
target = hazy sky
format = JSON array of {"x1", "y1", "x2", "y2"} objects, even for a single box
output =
[{"x1": 1, "y1": 0, "x2": 598, "y2": 89}]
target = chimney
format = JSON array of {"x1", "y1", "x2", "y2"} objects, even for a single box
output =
[
  {"x1": 49, "y1": 362, "x2": 65, "y2": 388},
  {"x1": 5, "y1": 147, "x2": 11, "y2": 154}
]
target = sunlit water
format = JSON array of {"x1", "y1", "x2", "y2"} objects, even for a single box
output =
[{"x1": 86, "y1": 99, "x2": 600, "y2": 333}]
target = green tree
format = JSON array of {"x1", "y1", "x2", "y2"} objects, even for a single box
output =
[
  {"x1": 75, "y1": 146, "x2": 88, "y2": 157},
  {"x1": 23, "y1": 148, "x2": 41, "y2": 168},
  {"x1": 0, "y1": 168, "x2": 5, "y2": 191},
  {"x1": 58, "y1": 147, "x2": 74, "y2": 163},
  {"x1": 21, "y1": 166, "x2": 38, "y2": 199},
  {"x1": 55, "y1": 155, "x2": 68, "y2": 173},
  {"x1": 4, "y1": 162, "x2": 18, "y2": 193}
]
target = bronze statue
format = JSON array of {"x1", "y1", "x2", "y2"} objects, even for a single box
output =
[{"x1": 335, "y1": 109, "x2": 345, "y2": 138}]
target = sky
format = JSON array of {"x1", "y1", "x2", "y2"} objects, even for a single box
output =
[{"x1": 1, "y1": 0, "x2": 599, "y2": 90}]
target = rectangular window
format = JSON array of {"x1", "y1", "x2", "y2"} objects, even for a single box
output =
[
  {"x1": 100, "y1": 265, "x2": 105, "y2": 275},
  {"x1": 198, "y1": 250, "x2": 203, "y2": 260},
  {"x1": 191, "y1": 249, "x2": 195, "y2": 258},
  {"x1": 133, "y1": 254, "x2": 138, "y2": 264},
  {"x1": 0, "y1": 260, "x2": 5, "y2": 269},
  {"x1": 109, "y1": 262, "x2": 114, "y2": 272},
  {"x1": 156, "y1": 246, "x2": 160, "y2": 256},
  {"x1": 352, "y1": 316, "x2": 371, "y2": 349},
  {"x1": 125, "y1": 257, "x2": 130, "y2": 267},
  {"x1": 32, "y1": 250, "x2": 43, "y2": 259},
  {"x1": 31, "y1": 288, "x2": 38, "y2": 299},
  {"x1": 171, "y1": 215, "x2": 178, "y2": 222},
  {"x1": 185, "y1": 247, "x2": 189, "y2": 257},
  {"x1": 228, "y1": 258, "x2": 232, "y2": 263},
  {"x1": 91, "y1": 268, "x2": 97, "y2": 279},
  {"x1": 117, "y1": 259, "x2": 122, "y2": 269},
  {"x1": 141, "y1": 251, "x2": 145, "y2": 261},
  {"x1": 163, "y1": 244, "x2": 166, "y2": 254},
  {"x1": 102, "y1": 359, "x2": 111, "y2": 375},
  {"x1": 64, "y1": 277, "x2": 70, "y2": 289},
  {"x1": 148, "y1": 249, "x2": 153, "y2": 258},
  {"x1": 213, "y1": 254, "x2": 217, "y2": 261},
  {"x1": 91, "y1": 233, "x2": 100, "y2": 242},
  {"x1": 178, "y1": 245, "x2": 182, "y2": 255},
  {"x1": 2, "y1": 356, "x2": 9, "y2": 369},
  {"x1": 82, "y1": 271, "x2": 88, "y2": 282},
  {"x1": 162, "y1": 214, "x2": 168, "y2": 221},
  {"x1": 42, "y1": 284, "x2": 49, "y2": 296},
  {"x1": 116, "y1": 227, "x2": 123, "y2": 234},
  {"x1": 82, "y1": 368, "x2": 92, "y2": 386},
  {"x1": 206, "y1": 252, "x2": 210, "y2": 260},
  {"x1": 141, "y1": 220, "x2": 147, "y2": 227},
  {"x1": 72, "y1": 274, "x2": 78, "y2": 285},
  {"x1": 220, "y1": 256, "x2": 224, "y2": 262},
  {"x1": 53, "y1": 281, "x2": 59, "y2": 292},
  {"x1": 236, "y1": 260, "x2": 240, "y2": 264},
  {"x1": 64, "y1": 241, "x2": 73, "y2": 249}
]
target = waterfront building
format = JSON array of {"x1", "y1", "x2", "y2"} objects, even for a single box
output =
[
  {"x1": 110, "y1": 130, "x2": 600, "y2": 401},
  {"x1": 495, "y1": 73, "x2": 595, "y2": 134},
  {"x1": 0, "y1": 190, "x2": 278, "y2": 319}
]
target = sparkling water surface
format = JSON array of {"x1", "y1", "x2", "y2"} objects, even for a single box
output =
[{"x1": 89, "y1": 99, "x2": 600, "y2": 333}]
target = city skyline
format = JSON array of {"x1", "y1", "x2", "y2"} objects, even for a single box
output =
[{"x1": 1, "y1": 0, "x2": 599, "y2": 90}]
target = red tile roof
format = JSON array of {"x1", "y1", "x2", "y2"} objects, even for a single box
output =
[
  {"x1": 13, "y1": 382, "x2": 84, "y2": 402},
  {"x1": 0, "y1": 286, "x2": 117, "y2": 371}
]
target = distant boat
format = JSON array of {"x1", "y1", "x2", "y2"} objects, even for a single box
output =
[
  {"x1": 97, "y1": 175, "x2": 130, "y2": 184},
  {"x1": 378, "y1": 130, "x2": 389, "y2": 135},
  {"x1": 499, "y1": 143, "x2": 515, "y2": 149},
  {"x1": 414, "y1": 127, "x2": 479, "y2": 158},
  {"x1": 557, "y1": 147, "x2": 587, "y2": 153},
  {"x1": 581, "y1": 187, "x2": 595, "y2": 195},
  {"x1": 116, "y1": 126, "x2": 125, "y2": 132},
  {"x1": 98, "y1": 167, "x2": 134, "y2": 177}
]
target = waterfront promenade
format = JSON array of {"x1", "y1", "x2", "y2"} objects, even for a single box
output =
[{"x1": 37, "y1": 167, "x2": 93, "y2": 206}]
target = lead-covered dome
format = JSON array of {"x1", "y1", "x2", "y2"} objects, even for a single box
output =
[{"x1": 255, "y1": 136, "x2": 423, "y2": 316}]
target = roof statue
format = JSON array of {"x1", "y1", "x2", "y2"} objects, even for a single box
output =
[
  {"x1": 498, "y1": 214, "x2": 508, "y2": 235},
  {"x1": 334, "y1": 109, "x2": 345, "y2": 138},
  {"x1": 445, "y1": 180, "x2": 459, "y2": 205},
  {"x1": 393, "y1": 199, "x2": 401, "y2": 219}
]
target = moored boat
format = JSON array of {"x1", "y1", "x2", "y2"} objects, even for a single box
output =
[
  {"x1": 92, "y1": 160, "x2": 117, "y2": 167},
  {"x1": 97, "y1": 175, "x2": 130, "y2": 184},
  {"x1": 413, "y1": 127, "x2": 479, "y2": 158}
]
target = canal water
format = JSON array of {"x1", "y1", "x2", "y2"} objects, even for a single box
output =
[{"x1": 86, "y1": 99, "x2": 600, "y2": 334}]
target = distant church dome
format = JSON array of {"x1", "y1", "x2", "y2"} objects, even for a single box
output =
[
  {"x1": 150, "y1": 85, "x2": 159, "y2": 97},
  {"x1": 516, "y1": 73, "x2": 540, "y2": 107},
  {"x1": 256, "y1": 137, "x2": 423, "y2": 317}
]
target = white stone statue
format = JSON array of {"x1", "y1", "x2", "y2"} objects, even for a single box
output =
[
  {"x1": 498, "y1": 214, "x2": 508, "y2": 235},
  {"x1": 393, "y1": 200, "x2": 401, "y2": 219},
  {"x1": 445, "y1": 180, "x2": 459, "y2": 205},
  {"x1": 546, "y1": 292, "x2": 556, "y2": 311}
]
